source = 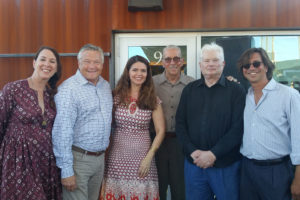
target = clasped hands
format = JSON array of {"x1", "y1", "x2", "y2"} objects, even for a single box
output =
[{"x1": 191, "y1": 150, "x2": 216, "y2": 169}]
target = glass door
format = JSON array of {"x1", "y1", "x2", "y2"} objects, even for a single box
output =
[{"x1": 114, "y1": 33, "x2": 198, "y2": 85}]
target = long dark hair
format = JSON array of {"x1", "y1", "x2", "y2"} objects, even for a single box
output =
[
  {"x1": 237, "y1": 48, "x2": 275, "y2": 80},
  {"x1": 113, "y1": 55, "x2": 157, "y2": 110},
  {"x1": 34, "y1": 46, "x2": 62, "y2": 110}
]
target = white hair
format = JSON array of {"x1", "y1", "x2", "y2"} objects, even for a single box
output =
[
  {"x1": 77, "y1": 44, "x2": 104, "y2": 64},
  {"x1": 200, "y1": 43, "x2": 224, "y2": 62},
  {"x1": 163, "y1": 45, "x2": 182, "y2": 58}
]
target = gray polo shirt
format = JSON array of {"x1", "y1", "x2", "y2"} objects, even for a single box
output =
[{"x1": 153, "y1": 72, "x2": 194, "y2": 132}]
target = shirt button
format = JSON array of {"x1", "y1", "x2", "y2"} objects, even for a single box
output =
[
  {"x1": 171, "y1": 106, "x2": 174, "y2": 108},
  {"x1": 171, "y1": 116, "x2": 174, "y2": 119},
  {"x1": 171, "y1": 96, "x2": 174, "y2": 98}
]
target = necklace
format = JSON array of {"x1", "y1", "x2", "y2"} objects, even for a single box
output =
[
  {"x1": 28, "y1": 78, "x2": 47, "y2": 129},
  {"x1": 41, "y1": 117, "x2": 47, "y2": 129},
  {"x1": 127, "y1": 97, "x2": 139, "y2": 117}
]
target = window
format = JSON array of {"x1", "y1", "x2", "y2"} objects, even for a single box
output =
[
  {"x1": 201, "y1": 34, "x2": 300, "y2": 91},
  {"x1": 114, "y1": 33, "x2": 197, "y2": 85},
  {"x1": 115, "y1": 31, "x2": 300, "y2": 92},
  {"x1": 128, "y1": 45, "x2": 187, "y2": 76}
]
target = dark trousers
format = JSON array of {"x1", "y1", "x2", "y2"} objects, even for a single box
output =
[
  {"x1": 156, "y1": 137, "x2": 185, "y2": 200},
  {"x1": 184, "y1": 159, "x2": 240, "y2": 200},
  {"x1": 240, "y1": 156, "x2": 293, "y2": 200}
]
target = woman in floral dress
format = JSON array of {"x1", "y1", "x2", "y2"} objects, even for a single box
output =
[
  {"x1": 101, "y1": 55, "x2": 165, "y2": 200},
  {"x1": 0, "y1": 46, "x2": 62, "y2": 200}
]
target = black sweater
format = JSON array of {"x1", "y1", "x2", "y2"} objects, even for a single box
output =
[{"x1": 176, "y1": 75, "x2": 246, "y2": 167}]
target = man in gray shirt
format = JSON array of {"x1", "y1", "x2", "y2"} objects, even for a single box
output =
[{"x1": 153, "y1": 45, "x2": 194, "y2": 200}]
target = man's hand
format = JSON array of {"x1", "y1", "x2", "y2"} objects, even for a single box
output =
[
  {"x1": 191, "y1": 150, "x2": 216, "y2": 169},
  {"x1": 62, "y1": 175, "x2": 77, "y2": 191},
  {"x1": 291, "y1": 166, "x2": 300, "y2": 200},
  {"x1": 226, "y1": 76, "x2": 239, "y2": 83},
  {"x1": 190, "y1": 150, "x2": 202, "y2": 161}
]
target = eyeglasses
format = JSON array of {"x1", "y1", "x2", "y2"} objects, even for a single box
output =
[
  {"x1": 242, "y1": 61, "x2": 262, "y2": 69},
  {"x1": 163, "y1": 56, "x2": 181, "y2": 64}
]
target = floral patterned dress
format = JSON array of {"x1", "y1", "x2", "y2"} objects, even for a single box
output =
[
  {"x1": 0, "y1": 80, "x2": 62, "y2": 200},
  {"x1": 100, "y1": 97, "x2": 159, "y2": 200}
]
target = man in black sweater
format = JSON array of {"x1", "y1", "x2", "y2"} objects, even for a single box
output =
[{"x1": 176, "y1": 42, "x2": 245, "y2": 200}]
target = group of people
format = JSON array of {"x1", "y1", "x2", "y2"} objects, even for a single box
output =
[{"x1": 0, "y1": 42, "x2": 300, "y2": 200}]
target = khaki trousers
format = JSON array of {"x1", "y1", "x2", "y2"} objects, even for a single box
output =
[{"x1": 63, "y1": 150, "x2": 105, "y2": 200}]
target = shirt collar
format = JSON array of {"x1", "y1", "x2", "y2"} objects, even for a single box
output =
[
  {"x1": 157, "y1": 71, "x2": 190, "y2": 85},
  {"x1": 248, "y1": 78, "x2": 276, "y2": 94},
  {"x1": 196, "y1": 74, "x2": 226, "y2": 87},
  {"x1": 75, "y1": 69, "x2": 103, "y2": 86},
  {"x1": 263, "y1": 78, "x2": 276, "y2": 91}
]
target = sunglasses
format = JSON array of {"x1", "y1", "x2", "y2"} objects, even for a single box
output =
[
  {"x1": 242, "y1": 61, "x2": 262, "y2": 69},
  {"x1": 164, "y1": 56, "x2": 181, "y2": 63}
]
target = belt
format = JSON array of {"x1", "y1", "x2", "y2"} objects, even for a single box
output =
[
  {"x1": 72, "y1": 145, "x2": 105, "y2": 156},
  {"x1": 165, "y1": 132, "x2": 176, "y2": 138},
  {"x1": 249, "y1": 155, "x2": 290, "y2": 166}
]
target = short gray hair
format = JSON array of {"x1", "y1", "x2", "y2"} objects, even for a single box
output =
[
  {"x1": 163, "y1": 45, "x2": 182, "y2": 58},
  {"x1": 77, "y1": 44, "x2": 104, "y2": 64},
  {"x1": 200, "y1": 43, "x2": 224, "y2": 62}
]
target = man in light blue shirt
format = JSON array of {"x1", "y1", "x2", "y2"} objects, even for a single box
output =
[
  {"x1": 238, "y1": 48, "x2": 300, "y2": 200},
  {"x1": 52, "y1": 44, "x2": 113, "y2": 200}
]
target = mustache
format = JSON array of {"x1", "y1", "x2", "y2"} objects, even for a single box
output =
[{"x1": 168, "y1": 65, "x2": 179, "y2": 68}]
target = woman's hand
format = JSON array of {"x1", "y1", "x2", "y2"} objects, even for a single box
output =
[
  {"x1": 138, "y1": 102, "x2": 165, "y2": 178},
  {"x1": 138, "y1": 153, "x2": 154, "y2": 178}
]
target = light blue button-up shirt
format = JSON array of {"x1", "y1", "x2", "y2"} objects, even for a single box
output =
[
  {"x1": 52, "y1": 70, "x2": 113, "y2": 178},
  {"x1": 240, "y1": 79, "x2": 300, "y2": 165}
]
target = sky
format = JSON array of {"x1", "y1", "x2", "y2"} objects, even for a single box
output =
[
  {"x1": 128, "y1": 46, "x2": 147, "y2": 59},
  {"x1": 253, "y1": 36, "x2": 299, "y2": 62}
]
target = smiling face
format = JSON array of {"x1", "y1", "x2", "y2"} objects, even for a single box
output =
[
  {"x1": 162, "y1": 48, "x2": 183, "y2": 78},
  {"x1": 78, "y1": 50, "x2": 103, "y2": 85},
  {"x1": 129, "y1": 61, "x2": 147, "y2": 87},
  {"x1": 33, "y1": 49, "x2": 58, "y2": 81},
  {"x1": 243, "y1": 52, "x2": 268, "y2": 85}
]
